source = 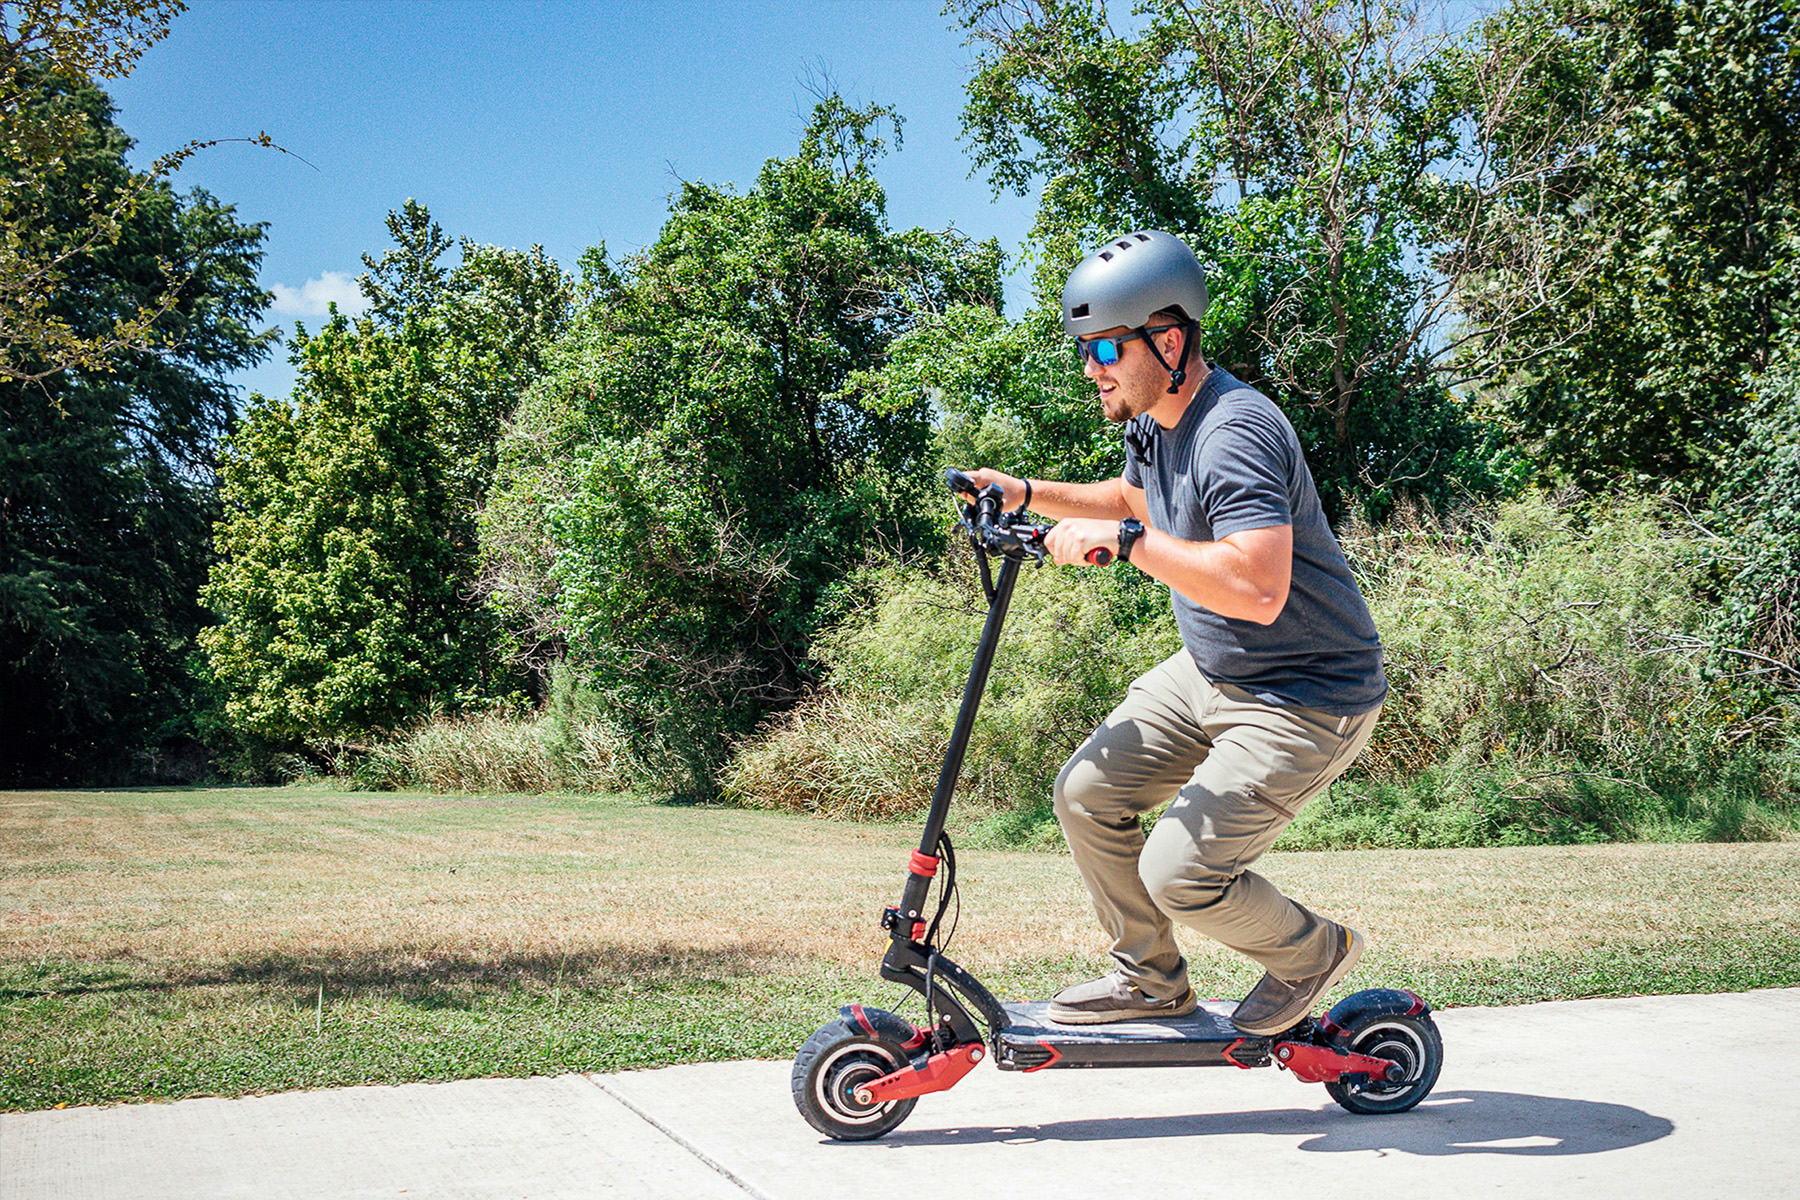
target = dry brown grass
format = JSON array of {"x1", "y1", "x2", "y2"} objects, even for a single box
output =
[{"x1": 5, "y1": 787, "x2": 1798, "y2": 983}]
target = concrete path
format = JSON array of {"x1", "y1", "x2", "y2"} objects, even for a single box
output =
[{"x1": 5, "y1": 989, "x2": 1797, "y2": 1199}]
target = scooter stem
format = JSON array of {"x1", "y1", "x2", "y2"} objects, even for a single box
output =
[{"x1": 898, "y1": 550, "x2": 1022, "y2": 923}]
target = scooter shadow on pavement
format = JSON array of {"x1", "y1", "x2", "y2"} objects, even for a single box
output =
[{"x1": 863, "y1": 1091, "x2": 1673, "y2": 1157}]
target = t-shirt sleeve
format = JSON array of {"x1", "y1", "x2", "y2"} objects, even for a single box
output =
[{"x1": 1197, "y1": 406, "x2": 1295, "y2": 537}]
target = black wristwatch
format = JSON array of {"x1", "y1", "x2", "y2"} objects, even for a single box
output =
[{"x1": 1117, "y1": 518, "x2": 1145, "y2": 563}]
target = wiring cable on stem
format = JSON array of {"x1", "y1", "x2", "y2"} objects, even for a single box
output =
[{"x1": 919, "y1": 830, "x2": 960, "y2": 1046}]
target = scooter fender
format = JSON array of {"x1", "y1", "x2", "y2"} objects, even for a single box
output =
[
  {"x1": 1318, "y1": 987, "x2": 1431, "y2": 1043},
  {"x1": 839, "y1": 1004, "x2": 929, "y2": 1053}
]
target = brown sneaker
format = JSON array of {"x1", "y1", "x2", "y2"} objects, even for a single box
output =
[
  {"x1": 1231, "y1": 924, "x2": 1364, "y2": 1036},
  {"x1": 1047, "y1": 971, "x2": 1198, "y2": 1025}
]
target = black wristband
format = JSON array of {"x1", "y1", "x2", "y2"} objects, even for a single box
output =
[{"x1": 1017, "y1": 478, "x2": 1032, "y2": 514}]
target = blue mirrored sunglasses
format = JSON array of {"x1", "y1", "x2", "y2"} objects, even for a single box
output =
[{"x1": 1074, "y1": 325, "x2": 1177, "y2": 367}]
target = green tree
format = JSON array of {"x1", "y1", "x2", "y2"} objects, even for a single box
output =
[
  {"x1": 359, "y1": 198, "x2": 453, "y2": 328},
  {"x1": 849, "y1": 304, "x2": 1109, "y2": 483},
  {"x1": 202, "y1": 207, "x2": 571, "y2": 748},
  {"x1": 949, "y1": 0, "x2": 1584, "y2": 514},
  {"x1": 0, "y1": 70, "x2": 271, "y2": 784},
  {"x1": 482, "y1": 99, "x2": 1002, "y2": 792},
  {"x1": 1467, "y1": 0, "x2": 1800, "y2": 488},
  {"x1": 0, "y1": 1, "x2": 211, "y2": 381}
]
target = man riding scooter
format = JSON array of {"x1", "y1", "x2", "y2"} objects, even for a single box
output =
[{"x1": 959, "y1": 229, "x2": 1387, "y2": 1037}]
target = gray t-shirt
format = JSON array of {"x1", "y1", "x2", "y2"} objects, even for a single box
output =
[{"x1": 1121, "y1": 366, "x2": 1386, "y2": 716}]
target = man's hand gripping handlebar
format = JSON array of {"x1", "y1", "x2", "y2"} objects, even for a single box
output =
[
  {"x1": 946, "y1": 469, "x2": 1120, "y2": 564},
  {"x1": 946, "y1": 468, "x2": 1049, "y2": 562}
]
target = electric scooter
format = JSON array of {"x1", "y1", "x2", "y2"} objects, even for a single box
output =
[{"x1": 790, "y1": 470, "x2": 1444, "y2": 1141}]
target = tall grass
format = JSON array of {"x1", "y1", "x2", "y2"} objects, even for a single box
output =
[
  {"x1": 714, "y1": 689, "x2": 941, "y2": 822},
  {"x1": 1348, "y1": 493, "x2": 1753, "y2": 777},
  {"x1": 357, "y1": 710, "x2": 625, "y2": 794},
  {"x1": 725, "y1": 491, "x2": 1799, "y2": 846},
  {"x1": 1323, "y1": 492, "x2": 1799, "y2": 843},
  {"x1": 362, "y1": 491, "x2": 1797, "y2": 844}
]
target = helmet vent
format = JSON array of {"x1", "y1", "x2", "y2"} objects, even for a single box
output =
[
  {"x1": 1070, "y1": 302, "x2": 1090, "y2": 318},
  {"x1": 1117, "y1": 240, "x2": 1133, "y2": 250},
  {"x1": 1135, "y1": 233, "x2": 1150, "y2": 241},
  {"x1": 1098, "y1": 251, "x2": 1114, "y2": 262}
]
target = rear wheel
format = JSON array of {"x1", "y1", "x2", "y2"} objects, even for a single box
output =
[
  {"x1": 791, "y1": 1019, "x2": 918, "y2": 1140},
  {"x1": 1324, "y1": 1011, "x2": 1442, "y2": 1115}
]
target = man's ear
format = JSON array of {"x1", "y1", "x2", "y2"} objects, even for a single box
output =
[{"x1": 1158, "y1": 323, "x2": 1187, "y2": 360}]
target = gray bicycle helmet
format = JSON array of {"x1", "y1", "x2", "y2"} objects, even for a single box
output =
[{"x1": 1062, "y1": 230, "x2": 1210, "y2": 391}]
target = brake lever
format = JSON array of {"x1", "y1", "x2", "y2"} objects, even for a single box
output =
[{"x1": 984, "y1": 516, "x2": 1051, "y2": 563}]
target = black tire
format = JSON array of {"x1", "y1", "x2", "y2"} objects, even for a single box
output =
[
  {"x1": 1323, "y1": 1010, "x2": 1443, "y2": 1115},
  {"x1": 791, "y1": 1019, "x2": 919, "y2": 1141}
]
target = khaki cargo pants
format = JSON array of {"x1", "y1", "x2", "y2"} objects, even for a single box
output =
[{"x1": 1053, "y1": 649, "x2": 1380, "y2": 997}]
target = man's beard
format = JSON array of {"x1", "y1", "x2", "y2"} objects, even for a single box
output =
[{"x1": 1100, "y1": 386, "x2": 1145, "y2": 424}]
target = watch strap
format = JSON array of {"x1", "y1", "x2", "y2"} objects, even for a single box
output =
[{"x1": 1118, "y1": 519, "x2": 1144, "y2": 562}]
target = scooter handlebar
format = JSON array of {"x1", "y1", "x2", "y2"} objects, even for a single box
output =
[
  {"x1": 945, "y1": 468, "x2": 1005, "y2": 519},
  {"x1": 946, "y1": 468, "x2": 1049, "y2": 561}
]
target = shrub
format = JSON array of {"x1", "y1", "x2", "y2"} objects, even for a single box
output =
[
  {"x1": 727, "y1": 490, "x2": 1798, "y2": 847},
  {"x1": 1707, "y1": 336, "x2": 1800, "y2": 704},
  {"x1": 723, "y1": 541, "x2": 1180, "y2": 840},
  {"x1": 1324, "y1": 490, "x2": 1798, "y2": 843},
  {"x1": 1345, "y1": 491, "x2": 1778, "y2": 781}
]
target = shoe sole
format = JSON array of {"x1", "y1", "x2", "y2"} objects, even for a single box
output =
[
  {"x1": 1233, "y1": 927, "x2": 1365, "y2": 1037},
  {"x1": 1046, "y1": 991, "x2": 1199, "y2": 1026}
]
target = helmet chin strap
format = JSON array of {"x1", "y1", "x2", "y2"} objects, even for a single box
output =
[{"x1": 1141, "y1": 321, "x2": 1196, "y2": 394}]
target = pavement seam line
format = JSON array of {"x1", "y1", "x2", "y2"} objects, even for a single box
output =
[{"x1": 587, "y1": 1075, "x2": 778, "y2": 1200}]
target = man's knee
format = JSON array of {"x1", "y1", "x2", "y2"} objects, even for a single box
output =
[
  {"x1": 1053, "y1": 748, "x2": 1129, "y2": 826},
  {"x1": 1139, "y1": 853, "x2": 1232, "y2": 919},
  {"x1": 1052, "y1": 754, "x2": 1092, "y2": 824}
]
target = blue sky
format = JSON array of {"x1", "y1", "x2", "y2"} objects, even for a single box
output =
[{"x1": 106, "y1": 0, "x2": 1040, "y2": 401}]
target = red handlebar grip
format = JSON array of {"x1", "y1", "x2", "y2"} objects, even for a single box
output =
[{"x1": 1085, "y1": 546, "x2": 1113, "y2": 566}]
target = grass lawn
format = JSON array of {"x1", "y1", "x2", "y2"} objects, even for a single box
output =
[{"x1": 3, "y1": 785, "x2": 1798, "y2": 1112}]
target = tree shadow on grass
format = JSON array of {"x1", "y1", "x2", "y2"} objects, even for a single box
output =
[
  {"x1": 0, "y1": 957, "x2": 173, "y2": 1000},
  {"x1": 1, "y1": 944, "x2": 795, "y2": 1010}
]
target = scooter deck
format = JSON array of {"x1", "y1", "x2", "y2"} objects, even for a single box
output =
[{"x1": 993, "y1": 1000, "x2": 1274, "y2": 1071}]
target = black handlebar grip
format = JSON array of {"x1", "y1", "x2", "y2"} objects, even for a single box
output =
[
  {"x1": 945, "y1": 467, "x2": 978, "y2": 497},
  {"x1": 1085, "y1": 546, "x2": 1113, "y2": 566}
]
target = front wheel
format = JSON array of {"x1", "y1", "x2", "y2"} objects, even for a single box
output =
[
  {"x1": 791, "y1": 1019, "x2": 918, "y2": 1140},
  {"x1": 1323, "y1": 1010, "x2": 1443, "y2": 1115}
]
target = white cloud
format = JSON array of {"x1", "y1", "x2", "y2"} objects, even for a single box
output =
[{"x1": 269, "y1": 271, "x2": 367, "y2": 318}]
